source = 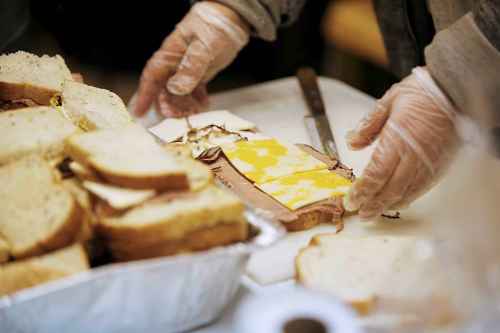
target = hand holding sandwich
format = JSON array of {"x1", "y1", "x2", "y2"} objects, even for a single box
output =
[
  {"x1": 345, "y1": 67, "x2": 460, "y2": 219},
  {"x1": 134, "y1": 1, "x2": 250, "y2": 118}
]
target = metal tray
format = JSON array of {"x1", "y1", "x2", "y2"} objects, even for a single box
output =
[{"x1": 0, "y1": 210, "x2": 285, "y2": 333}]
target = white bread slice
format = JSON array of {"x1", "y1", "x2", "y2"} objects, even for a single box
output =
[
  {"x1": 97, "y1": 185, "x2": 245, "y2": 242},
  {"x1": 65, "y1": 124, "x2": 189, "y2": 190},
  {"x1": 0, "y1": 107, "x2": 80, "y2": 165},
  {"x1": 69, "y1": 161, "x2": 99, "y2": 181},
  {"x1": 0, "y1": 155, "x2": 83, "y2": 259},
  {"x1": 110, "y1": 221, "x2": 248, "y2": 261},
  {"x1": 0, "y1": 244, "x2": 89, "y2": 296},
  {"x1": 296, "y1": 234, "x2": 449, "y2": 312},
  {"x1": 0, "y1": 237, "x2": 9, "y2": 264},
  {"x1": 82, "y1": 180, "x2": 156, "y2": 210},
  {"x1": 162, "y1": 145, "x2": 213, "y2": 191},
  {"x1": 61, "y1": 80, "x2": 131, "y2": 131},
  {"x1": 177, "y1": 157, "x2": 213, "y2": 191},
  {"x1": 62, "y1": 179, "x2": 94, "y2": 242},
  {"x1": 0, "y1": 51, "x2": 72, "y2": 105}
]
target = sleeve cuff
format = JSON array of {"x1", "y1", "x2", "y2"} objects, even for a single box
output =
[{"x1": 199, "y1": 0, "x2": 280, "y2": 41}]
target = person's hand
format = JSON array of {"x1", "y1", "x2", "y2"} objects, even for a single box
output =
[
  {"x1": 344, "y1": 67, "x2": 460, "y2": 219},
  {"x1": 134, "y1": 1, "x2": 250, "y2": 118}
]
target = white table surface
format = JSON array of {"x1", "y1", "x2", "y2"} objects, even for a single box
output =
[{"x1": 193, "y1": 77, "x2": 500, "y2": 332}]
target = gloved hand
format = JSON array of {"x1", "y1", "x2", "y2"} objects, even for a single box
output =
[
  {"x1": 344, "y1": 67, "x2": 460, "y2": 219},
  {"x1": 134, "y1": 1, "x2": 250, "y2": 118}
]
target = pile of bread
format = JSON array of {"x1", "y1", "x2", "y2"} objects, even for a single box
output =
[{"x1": 0, "y1": 51, "x2": 248, "y2": 297}]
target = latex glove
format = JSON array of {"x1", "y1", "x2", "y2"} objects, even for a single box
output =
[
  {"x1": 134, "y1": 1, "x2": 250, "y2": 118},
  {"x1": 344, "y1": 67, "x2": 460, "y2": 219}
]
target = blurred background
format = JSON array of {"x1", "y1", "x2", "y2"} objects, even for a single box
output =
[{"x1": 2, "y1": 0, "x2": 398, "y2": 104}]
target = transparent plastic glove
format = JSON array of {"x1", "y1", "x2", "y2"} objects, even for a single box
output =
[
  {"x1": 134, "y1": 1, "x2": 250, "y2": 118},
  {"x1": 345, "y1": 67, "x2": 460, "y2": 219}
]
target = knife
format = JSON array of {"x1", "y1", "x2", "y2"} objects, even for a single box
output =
[{"x1": 296, "y1": 67, "x2": 340, "y2": 161}]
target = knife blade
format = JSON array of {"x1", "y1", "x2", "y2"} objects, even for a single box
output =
[{"x1": 296, "y1": 67, "x2": 340, "y2": 161}]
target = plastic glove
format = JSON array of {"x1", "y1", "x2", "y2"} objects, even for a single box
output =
[
  {"x1": 134, "y1": 1, "x2": 250, "y2": 118},
  {"x1": 344, "y1": 67, "x2": 460, "y2": 219}
]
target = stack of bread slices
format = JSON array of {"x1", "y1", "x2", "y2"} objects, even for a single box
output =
[{"x1": 0, "y1": 51, "x2": 248, "y2": 297}]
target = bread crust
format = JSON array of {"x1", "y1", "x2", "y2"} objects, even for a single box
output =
[
  {"x1": 294, "y1": 235, "x2": 321, "y2": 284},
  {"x1": 96, "y1": 171, "x2": 189, "y2": 191},
  {"x1": 0, "y1": 244, "x2": 89, "y2": 296},
  {"x1": 110, "y1": 222, "x2": 248, "y2": 261},
  {"x1": 96, "y1": 198, "x2": 245, "y2": 242},
  {"x1": 64, "y1": 130, "x2": 190, "y2": 191},
  {"x1": 0, "y1": 81, "x2": 57, "y2": 105}
]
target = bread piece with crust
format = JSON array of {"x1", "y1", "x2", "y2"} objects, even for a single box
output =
[
  {"x1": 65, "y1": 124, "x2": 189, "y2": 190},
  {"x1": 0, "y1": 155, "x2": 83, "y2": 259},
  {"x1": 110, "y1": 222, "x2": 248, "y2": 261},
  {"x1": 0, "y1": 244, "x2": 89, "y2": 296},
  {"x1": 60, "y1": 80, "x2": 131, "y2": 131},
  {"x1": 296, "y1": 234, "x2": 452, "y2": 318},
  {"x1": 0, "y1": 107, "x2": 80, "y2": 165},
  {"x1": 97, "y1": 185, "x2": 245, "y2": 241},
  {"x1": 0, "y1": 237, "x2": 9, "y2": 264},
  {"x1": 0, "y1": 51, "x2": 72, "y2": 105}
]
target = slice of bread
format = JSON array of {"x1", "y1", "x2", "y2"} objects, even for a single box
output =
[
  {"x1": 110, "y1": 222, "x2": 248, "y2": 261},
  {"x1": 0, "y1": 51, "x2": 72, "y2": 105},
  {"x1": 0, "y1": 107, "x2": 80, "y2": 165},
  {"x1": 97, "y1": 185, "x2": 245, "y2": 243},
  {"x1": 82, "y1": 180, "x2": 156, "y2": 210},
  {"x1": 69, "y1": 161, "x2": 99, "y2": 181},
  {"x1": 163, "y1": 144, "x2": 214, "y2": 191},
  {"x1": 0, "y1": 237, "x2": 9, "y2": 264},
  {"x1": 0, "y1": 155, "x2": 83, "y2": 259},
  {"x1": 61, "y1": 80, "x2": 131, "y2": 131},
  {"x1": 296, "y1": 234, "x2": 449, "y2": 313},
  {"x1": 62, "y1": 179, "x2": 95, "y2": 242},
  {"x1": 0, "y1": 244, "x2": 89, "y2": 296},
  {"x1": 65, "y1": 124, "x2": 189, "y2": 190},
  {"x1": 178, "y1": 157, "x2": 213, "y2": 192}
]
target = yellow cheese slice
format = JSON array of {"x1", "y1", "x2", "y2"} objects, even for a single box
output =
[
  {"x1": 257, "y1": 169, "x2": 352, "y2": 210},
  {"x1": 221, "y1": 139, "x2": 328, "y2": 184}
]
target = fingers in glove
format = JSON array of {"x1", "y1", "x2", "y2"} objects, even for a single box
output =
[
  {"x1": 396, "y1": 162, "x2": 434, "y2": 209},
  {"x1": 345, "y1": 131, "x2": 400, "y2": 212},
  {"x1": 156, "y1": 88, "x2": 204, "y2": 118},
  {"x1": 346, "y1": 86, "x2": 398, "y2": 150},
  {"x1": 167, "y1": 40, "x2": 211, "y2": 96},
  {"x1": 134, "y1": 31, "x2": 186, "y2": 116},
  {"x1": 359, "y1": 148, "x2": 418, "y2": 219},
  {"x1": 192, "y1": 85, "x2": 209, "y2": 109}
]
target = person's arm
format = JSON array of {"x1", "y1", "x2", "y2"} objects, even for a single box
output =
[
  {"x1": 196, "y1": 0, "x2": 306, "y2": 41},
  {"x1": 134, "y1": 0, "x2": 306, "y2": 118},
  {"x1": 425, "y1": 1, "x2": 500, "y2": 151}
]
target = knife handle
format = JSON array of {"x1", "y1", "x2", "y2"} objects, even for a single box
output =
[{"x1": 296, "y1": 67, "x2": 326, "y2": 115}]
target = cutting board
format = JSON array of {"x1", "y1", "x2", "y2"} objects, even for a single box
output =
[{"x1": 211, "y1": 77, "x2": 500, "y2": 286}]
